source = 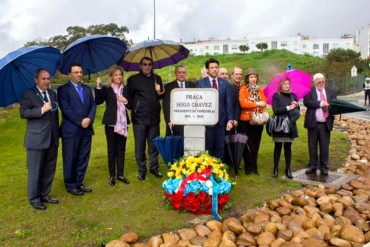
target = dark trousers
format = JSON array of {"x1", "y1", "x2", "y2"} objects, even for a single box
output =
[
  {"x1": 205, "y1": 125, "x2": 226, "y2": 160},
  {"x1": 365, "y1": 91, "x2": 370, "y2": 105},
  {"x1": 62, "y1": 136, "x2": 92, "y2": 191},
  {"x1": 133, "y1": 123, "x2": 159, "y2": 175},
  {"x1": 27, "y1": 141, "x2": 57, "y2": 203},
  {"x1": 105, "y1": 126, "x2": 127, "y2": 177},
  {"x1": 274, "y1": 142, "x2": 292, "y2": 170},
  {"x1": 239, "y1": 121, "x2": 263, "y2": 173},
  {"x1": 307, "y1": 123, "x2": 330, "y2": 172}
]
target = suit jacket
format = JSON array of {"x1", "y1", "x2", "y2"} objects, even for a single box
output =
[
  {"x1": 229, "y1": 81, "x2": 241, "y2": 121},
  {"x1": 303, "y1": 87, "x2": 337, "y2": 131},
  {"x1": 19, "y1": 86, "x2": 59, "y2": 149},
  {"x1": 58, "y1": 81, "x2": 96, "y2": 138},
  {"x1": 196, "y1": 77, "x2": 233, "y2": 126},
  {"x1": 95, "y1": 86, "x2": 131, "y2": 126},
  {"x1": 163, "y1": 80, "x2": 195, "y2": 125}
]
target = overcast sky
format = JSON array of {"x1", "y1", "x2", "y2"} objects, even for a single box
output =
[{"x1": 0, "y1": 0, "x2": 369, "y2": 58}]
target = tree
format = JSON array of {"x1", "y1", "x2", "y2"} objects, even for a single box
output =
[
  {"x1": 239, "y1": 45, "x2": 249, "y2": 54},
  {"x1": 25, "y1": 23, "x2": 131, "y2": 50},
  {"x1": 256, "y1": 42, "x2": 268, "y2": 51}
]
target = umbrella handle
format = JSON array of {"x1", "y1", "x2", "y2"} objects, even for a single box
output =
[{"x1": 170, "y1": 125, "x2": 174, "y2": 136}]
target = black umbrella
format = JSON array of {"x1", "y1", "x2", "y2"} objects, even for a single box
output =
[
  {"x1": 329, "y1": 99, "x2": 368, "y2": 115},
  {"x1": 224, "y1": 130, "x2": 248, "y2": 177}
]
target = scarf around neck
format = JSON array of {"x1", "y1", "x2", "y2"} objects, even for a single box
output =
[
  {"x1": 112, "y1": 83, "x2": 128, "y2": 137},
  {"x1": 247, "y1": 84, "x2": 260, "y2": 102}
]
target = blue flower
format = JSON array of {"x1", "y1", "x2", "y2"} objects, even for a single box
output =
[{"x1": 162, "y1": 178, "x2": 182, "y2": 194}]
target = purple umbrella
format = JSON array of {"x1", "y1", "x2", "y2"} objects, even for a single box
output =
[
  {"x1": 264, "y1": 69, "x2": 312, "y2": 105},
  {"x1": 121, "y1": 39, "x2": 189, "y2": 71}
]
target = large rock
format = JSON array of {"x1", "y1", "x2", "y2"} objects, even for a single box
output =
[
  {"x1": 106, "y1": 240, "x2": 129, "y2": 247},
  {"x1": 162, "y1": 232, "x2": 180, "y2": 244},
  {"x1": 119, "y1": 232, "x2": 139, "y2": 243},
  {"x1": 148, "y1": 236, "x2": 163, "y2": 247},
  {"x1": 329, "y1": 237, "x2": 352, "y2": 247},
  {"x1": 301, "y1": 239, "x2": 328, "y2": 247},
  {"x1": 189, "y1": 236, "x2": 207, "y2": 246},
  {"x1": 339, "y1": 225, "x2": 365, "y2": 244},
  {"x1": 178, "y1": 228, "x2": 197, "y2": 241},
  {"x1": 194, "y1": 224, "x2": 211, "y2": 237},
  {"x1": 219, "y1": 240, "x2": 236, "y2": 247},
  {"x1": 221, "y1": 230, "x2": 236, "y2": 242},
  {"x1": 236, "y1": 231, "x2": 257, "y2": 246},
  {"x1": 256, "y1": 232, "x2": 275, "y2": 246},
  {"x1": 206, "y1": 220, "x2": 222, "y2": 232},
  {"x1": 221, "y1": 217, "x2": 240, "y2": 233},
  {"x1": 207, "y1": 230, "x2": 222, "y2": 242}
]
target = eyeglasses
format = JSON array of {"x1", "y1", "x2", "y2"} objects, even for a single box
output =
[
  {"x1": 141, "y1": 63, "x2": 152, "y2": 66},
  {"x1": 317, "y1": 80, "x2": 325, "y2": 83}
]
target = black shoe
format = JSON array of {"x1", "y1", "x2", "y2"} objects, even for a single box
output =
[
  {"x1": 150, "y1": 170, "x2": 163, "y2": 178},
  {"x1": 117, "y1": 176, "x2": 130, "y2": 184},
  {"x1": 69, "y1": 188, "x2": 84, "y2": 196},
  {"x1": 273, "y1": 167, "x2": 278, "y2": 178},
  {"x1": 42, "y1": 196, "x2": 59, "y2": 204},
  {"x1": 79, "y1": 184, "x2": 92, "y2": 193},
  {"x1": 305, "y1": 168, "x2": 317, "y2": 174},
  {"x1": 109, "y1": 177, "x2": 115, "y2": 186},
  {"x1": 285, "y1": 169, "x2": 293, "y2": 179},
  {"x1": 138, "y1": 173, "x2": 146, "y2": 181},
  {"x1": 245, "y1": 170, "x2": 252, "y2": 175},
  {"x1": 31, "y1": 202, "x2": 46, "y2": 210},
  {"x1": 320, "y1": 170, "x2": 329, "y2": 176}
]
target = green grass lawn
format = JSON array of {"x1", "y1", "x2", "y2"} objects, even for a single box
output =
[{"x1": 0, "y1": 105, "x2": 350, "y2": 246}]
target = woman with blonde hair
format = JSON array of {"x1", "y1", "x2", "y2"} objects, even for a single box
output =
[
  {"x1": 239, "y1": 68, "x2": 267, "y2": 175},
  {"x1": 95, "y1": 65, "x2": 130, "y2": 186},
  {"x1": 271, "y1": 77, "x2": 300, "y2": 179}
]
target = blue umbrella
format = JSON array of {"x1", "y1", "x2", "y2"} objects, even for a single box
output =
[
  {"x1": 59, "y1": 34, "x2": 127, "y2": 75},
  {"x1": 122, "y1": 39, "x2": 189, "y2": 71},
  {"x1": 152, "y1": 136, "x2": 184, "y2": 166},
  {"x1": 0, "y1": 46, "x2": 61, "y2": 107}
]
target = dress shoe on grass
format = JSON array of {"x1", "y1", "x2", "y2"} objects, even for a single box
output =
[
  {"x1": 150, "y1": 170, "x2": 163, "y2": 178},
  {"x1": 31, "y1": 202, "x2": 46, "y2": 210},
  {"x1": 69, "y1": 188, "x2": 84, "y2": 196},
  {"x1": 109, "y1": 177, "x2": 115, "y2": 186},
  {"x1": 79, "y1": 184, "x2": 92, "y2": 193},
  {"x1": 137, "y1": 174, "x2": 146, "y2": 181},
  {"x1": 42, "y1": 196, "x2": 58, "y2": 204},
  {"x1": 117, "y1": 176, "x2": 130, "y2": 184}
]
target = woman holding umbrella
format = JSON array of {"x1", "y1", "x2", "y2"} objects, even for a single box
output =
[
  {"x1": 271, "y1": 77, "x2": 300, "y2": 179},
  {"x1": 95, "y1": 65, "x2": 130, "y2": 186},
  {"x1": 239, "y1": 68, "x2": 267, "y2": 175}
]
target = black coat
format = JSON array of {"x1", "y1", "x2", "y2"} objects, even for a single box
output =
[
  {"x1": 229, "y1": 82, "x2": 241, "y2": 121},
  {"x1": 126, "y1": 71, "x2": 163, "y2": 125},
  {"x1": 95, "y1": 86, "x2": 130, "y2": 126},
  {"x1": 272, "y1": 92, "x2": 300, "y2": 139},
  {"x1": 303, "y1": 87, "x2": 337, "y2": 131}
]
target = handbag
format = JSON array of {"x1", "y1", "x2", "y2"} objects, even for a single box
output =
[
  {"x1": 250, "y1": 109, "x2": 269, "y2": 125},
  {"x1": 266, "y1": 115, "x2": 291, "y2": 137}
]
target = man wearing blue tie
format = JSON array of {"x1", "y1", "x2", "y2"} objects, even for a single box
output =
[
  {"x1": 58, "y1": 64, "x2": 96, "y2": 195},
  {"x1": 196, "y1": 58, "x2": 233, "y2": 160}
]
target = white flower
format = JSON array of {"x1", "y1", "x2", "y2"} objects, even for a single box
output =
[
  {"x1": 206, "y1": 180, "x2": 213, "y2": 188},
  {"x1": 208, "y1": 188, "x2": 213, "y2": 195}
]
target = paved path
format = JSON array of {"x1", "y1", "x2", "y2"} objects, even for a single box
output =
[{"x1": 338, "y1": 92, "x2": 370, "y2": 121}]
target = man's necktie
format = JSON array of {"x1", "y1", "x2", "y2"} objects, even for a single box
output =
[
  {"x1": 212, "y1": 79, "x2": 218, "y2": 90},
  {"x1": 42, "y1": 91, "x2": 48, "y2": 102},
  {"x1": 77, "y1": 84, "x2": 84, "y2": 103},
  {"x1": 318, "y1": 89, "x2": 329, "y2": 118},
  {"x1": 180, "y1": 82, "x2": 184, "y2": 88}
]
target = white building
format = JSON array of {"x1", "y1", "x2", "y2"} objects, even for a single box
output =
[
  {"x1": 357, "y1": 24, "x2": 370, "y2": 59},
  {"x1": 183, "y1": 35, "x2": 355, "y2": 58}
]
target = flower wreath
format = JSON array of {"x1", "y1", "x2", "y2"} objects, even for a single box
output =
[{"x1": 162, "y1": 153, "x2": 234, "y2": 219}]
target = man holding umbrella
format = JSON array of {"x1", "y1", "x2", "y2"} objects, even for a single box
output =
[
  {"x1": 304, "y1": 73, "x2": 337, "y2": 176},
  {"x1": 127, "y1": 57, "x2": 164, "y2": 181}
]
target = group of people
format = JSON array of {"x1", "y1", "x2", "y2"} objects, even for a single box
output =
[{"x1": 20, "y1": 56, "x2": 336, "y2": 211}]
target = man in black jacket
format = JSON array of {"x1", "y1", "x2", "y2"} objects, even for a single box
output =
[
  {"x1": 304, "y1": 73, "x2": 337, "y2": 176},
  {"x1": 127, "y1": 57, "x2": 164, "y2": 180},
  {"x1": 162, "y1": 65, "x2": 194, "y2": 136}
]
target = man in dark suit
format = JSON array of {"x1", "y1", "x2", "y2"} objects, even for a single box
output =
[
  {"x1": 163, "y1": 65, "x2": 195, "y2": 136},
  {"x1": 224, "y1": 67, "x2": 242, "y2": 164},
  {"x1": 196, "y1": 58, "x2": 233, "y2": 160},
  {"x1": 127, "y1": 57, "x2": 164, "y2": 181},
  {"x1": 58, "y1": 64, "x2": 96, "y2": 195},
  {"x1": 20, "y1": 69, "x2": 59, "y2": 210},
  {"x1": 304, "y1": 73, "x2": 337, "y2": 176}
]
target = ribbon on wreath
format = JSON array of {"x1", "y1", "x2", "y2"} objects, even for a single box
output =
[{"x1": 176, "y1": 166, "x2": 221, "y2": 220}]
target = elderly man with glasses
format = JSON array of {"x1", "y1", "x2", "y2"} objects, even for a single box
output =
[
  {"x1": 303, "y1": 73, "x2": 337, "y2": 176},
  {"x1": 126, "y1": 57, "x2": 164, "y2": 181}
]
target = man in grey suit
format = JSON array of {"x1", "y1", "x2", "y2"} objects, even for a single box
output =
[
  {"x1": 304, "y1": 73, "x2": 337, "y2": 176},
  {"x1": 20, "y1": 69, "x2": 59, "y2": 210}
]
